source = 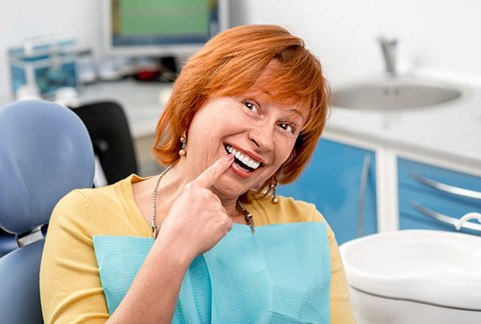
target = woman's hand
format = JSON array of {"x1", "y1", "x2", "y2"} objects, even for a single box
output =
[{"x1": 156, "y1": 153, "x2": 235, "y2": 262}]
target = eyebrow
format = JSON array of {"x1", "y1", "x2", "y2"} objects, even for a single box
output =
[
  {"x1": 289, "y1": 108, "x2": 306, "y2": 119},
  {"x1": 288, "y1": 109, "x2": 307, "y2": 127},
  {"x1": 257, "y1": 89, "x2": 306, "y2": 121}
]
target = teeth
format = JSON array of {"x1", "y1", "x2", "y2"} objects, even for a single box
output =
[{"x1": 225, "y1": 145, "x2": 261, "y2": 170}]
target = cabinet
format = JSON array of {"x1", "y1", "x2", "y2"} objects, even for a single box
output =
[
  {"x1": 278, "y1": 139, "x2": 378, "y2": 244},
  {"x1": 398, "y1": 158, "x2": 481, "y2": 234}
]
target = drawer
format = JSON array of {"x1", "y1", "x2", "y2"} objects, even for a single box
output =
[
  {"x1": 399, "y1": 187, "x2": 481, "y2": 235},
  {"x1": 398, "y1": 158, "x2": 481, "y2": 205}
]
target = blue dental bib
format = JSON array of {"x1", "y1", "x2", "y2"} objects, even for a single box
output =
[{"x1": 93, "y1": 222, "x2": 331, "y2": 323}]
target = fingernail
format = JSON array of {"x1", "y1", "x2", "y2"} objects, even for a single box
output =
[{"x1": 224, "y1": 153, "x2": 234, "y2": 160}]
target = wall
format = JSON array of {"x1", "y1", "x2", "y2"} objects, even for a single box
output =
[
  {"x1": 2, "y1": 0, "x2": 481, "y2": 100},
  {"x1": 231, "y1": 0, "x2": 481, "y2": 87}
]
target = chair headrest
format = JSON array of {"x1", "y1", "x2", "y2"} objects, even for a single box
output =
[{"x1": 0, "y1": 100, "x2": 95, "y2": 234}]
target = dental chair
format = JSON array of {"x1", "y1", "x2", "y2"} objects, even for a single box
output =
[
  {"x1": 72, "y1": 101, "x2": 138, "y2": 186},
  {"x1": 0, "y1": 100, "x2": 95, "y2": 323}
]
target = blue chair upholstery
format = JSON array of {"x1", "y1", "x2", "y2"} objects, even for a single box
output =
[{"x1": 0, "y1": 100, "x2": 95, "y2": 323}]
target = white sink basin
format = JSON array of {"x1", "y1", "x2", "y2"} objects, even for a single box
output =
[
  {"x1": 332, "y1": 79, "x2": 463, "y2": 111},
  {"x1": 340, "y1": 230, "x2": 481, "y2": 311}
]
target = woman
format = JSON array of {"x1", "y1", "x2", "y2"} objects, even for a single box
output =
[{"x1": 40, "y1": 24, "x2": 355, "y2": 323}]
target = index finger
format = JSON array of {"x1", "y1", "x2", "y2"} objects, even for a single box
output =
[{"x1": 191, "y1": 153, "x2": 234, "y2": 188}]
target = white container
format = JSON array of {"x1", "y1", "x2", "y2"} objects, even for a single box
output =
[{"x1": 340, "y1": 230, "x2": 481, "y2": 324}]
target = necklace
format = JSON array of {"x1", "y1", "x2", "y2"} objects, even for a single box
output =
[
  {"x1": 151, "y1": 166, "x2": 172, "y2": 238},
  {"x1": 151, "y1": 166, "x2": 255, "y2": 238},
  {"x1": 237, "y1": 200, "x2": 255, "y2": 234}
]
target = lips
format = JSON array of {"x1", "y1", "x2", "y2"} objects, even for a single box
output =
[{"x1": 225, "y1": 144, "x2": 262, "y2": 172}]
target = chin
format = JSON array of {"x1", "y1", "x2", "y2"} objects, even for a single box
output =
[{"x1": 212, "y1": 178, "x2": 251, "y2": 200}]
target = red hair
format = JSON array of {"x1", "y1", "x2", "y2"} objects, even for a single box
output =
[{"x1": 153, "y1": 24, "x2": 330, "y2": 188}]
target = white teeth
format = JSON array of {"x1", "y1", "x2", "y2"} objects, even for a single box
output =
[{"x1": 225, "y1": 145, "x2": 261, "y2": 170}]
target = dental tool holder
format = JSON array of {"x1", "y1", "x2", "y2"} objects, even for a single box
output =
[{"x1": 8, "y1": 35, "x2": 79, "y2": 99}]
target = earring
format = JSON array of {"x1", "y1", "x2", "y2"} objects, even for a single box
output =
[
  {"x1": 179, "y1": 135, "x2": 187, "y2": 157},
  {"x1": 270, "y1": 176, "x2": 279, "y2": 204}
]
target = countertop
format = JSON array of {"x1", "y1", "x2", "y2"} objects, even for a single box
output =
[
  {"x1": 81, "y1": 77, "x2": 481, "y2": 167},
  {"x1": 2, "y1": 77, "x2": 480, "y2": 167},
  {"x1": 0, "y1": 79, "x2": 171, "y2": 139},
  {"x1": 77, "y1": 79, "x2": 172, "y2": 138},
  {"x1": 325, "y1": 78, "x2": 481, "y2": 167}
]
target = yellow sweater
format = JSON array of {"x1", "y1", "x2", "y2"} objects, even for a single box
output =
[{"x1": 40, "y1": 175, "x2": 355, "y2": 323}]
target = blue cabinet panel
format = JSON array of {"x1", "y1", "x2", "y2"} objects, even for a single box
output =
[
  {"x1": 398, "y1": 212, "x2": 456, "y2": 232},
  {"x1": 398, "y1": 158, "x2": 481, "y2": 234},
  {"x1": 278, "y1": 139, "x2": 377, "y2": 244},
  {"x1": 398, "y1": 158, "x2": 481, "y2": 206},
  {"x1": 399, "y1": 187, "x2": 481, "y2": 235}
]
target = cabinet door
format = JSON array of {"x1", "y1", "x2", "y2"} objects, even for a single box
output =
[
  {"x1": 398, "y1": 158, "x2": 481, "y2": 234},
  {"x1": 278, "y1": 139, "x2": 377, "y2": 244}
]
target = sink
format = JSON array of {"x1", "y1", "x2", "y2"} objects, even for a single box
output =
[
  {"x1": 331, "y1": 79, "x2": 463, "y2": 111},
  {"x1": 340, "y1": 230, "x2": 481, "y2": 324}
]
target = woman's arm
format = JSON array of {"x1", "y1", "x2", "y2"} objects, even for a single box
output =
[
  {"x1": 108, "y1": 154, "x2": 234, "y2": 323},
  {"x1": 306, "y1": 206, "x2": 356, "y2": 324},
  {"x1": 40, "y1": 190, "x2": 111, "y2": 323},
  {"x1": 41, "y1": 155, "x2": 234, "y2": 323},
  {"x1": 327, "y1": 228, "x2": 357, "y2": 324}
]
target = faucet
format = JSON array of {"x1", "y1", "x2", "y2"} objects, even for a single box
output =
[
  {"x1": 454, "y1": 212, "x2": 481, "y2": 231},
  {"x1": 378, "y1": 36, "x2": 398, "y2": 78}
]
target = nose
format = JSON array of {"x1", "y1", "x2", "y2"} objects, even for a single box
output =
[{"x1": 248, "y1": 122, "x2": 275, "y2": 151}]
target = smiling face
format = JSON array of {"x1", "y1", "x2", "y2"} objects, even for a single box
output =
[
  {"x1": 184, "y1": 86, "x2": 307, "y2": 201},
  {"x1": 153, "y1": 26, "x2": 329, "y2": 189}
]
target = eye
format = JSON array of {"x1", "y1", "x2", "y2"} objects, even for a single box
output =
[
  {"x1": 242, "y1": 99, "x2": 259, "y2": 113},
  {"x1": 278, "y1": 121, "x2": 297, "y2": 134}
]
